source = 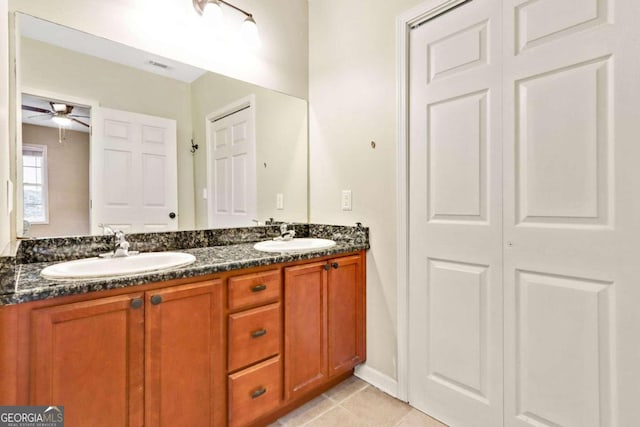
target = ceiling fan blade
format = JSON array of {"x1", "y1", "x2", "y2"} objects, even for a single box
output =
[
  {"x1": 22, "y1": 105, "x2": 52, "y2": 114},
  {"x1": 71, "y1": 118, "x2": 90, "y2": 128},
  {"x1": 68, "y1": 114, "x2": 90, "y2": 119},
  {"x1": 27, "y1": 113, "x2": 53, "y2": 119}
]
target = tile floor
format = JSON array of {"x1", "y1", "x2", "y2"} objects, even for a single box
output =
[{"x1": 271, "y1": 376, "x2": 448, "y2": 426}]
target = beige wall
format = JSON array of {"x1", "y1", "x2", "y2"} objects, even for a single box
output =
[
  {"x1": 20, "y1": 38, "x2": 195, "y2": 230},
  {"x1": 190, "y1": 72, "x2": 308, "y2": 227},
  {"x1": 0, "y1": 0, "x2": 410, "y2": 391},
  {"x1": 0, "y1": 2, "x2": 9, "y2": 252},
  {"x1": 308, "y1": 0, "x2": 425, "y2": 382},
  {"x1": 8, "y1": 0, "x2": 308, "y2": 99},
  {"x1": 22, "y1": 124, "x2": 89, "y2": 237}
]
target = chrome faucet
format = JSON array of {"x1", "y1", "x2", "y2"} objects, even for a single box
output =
[
  {"x1": 99, "y1": 223, "x2": 114, "y2": 236},
  {"x1": 113, "y1": 230, "x2": 130, "y2": 257},
  {"x1": 99, "y1": 224, "x2": 130, "y2": 257},
  {"x1": 278, "y1": 223, "x2": 296, "y2": 241}
]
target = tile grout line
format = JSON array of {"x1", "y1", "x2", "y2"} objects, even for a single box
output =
[
  {"x1": 392, "y1": 410, "x2": 412, "y2": 427},
  {"x1": 294, "y1": 382, "x2": 372, "y2": 426},
  {"x1": 328, "y1": 384, "x2": 375, "y2": 427},
  {"x1": 296, "y1": 400, "x2": 337, "y2": 427}
]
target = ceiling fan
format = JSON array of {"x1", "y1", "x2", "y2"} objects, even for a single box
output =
[{"x1": 22, "y1": 102, "x2": 90, "y2": 128}]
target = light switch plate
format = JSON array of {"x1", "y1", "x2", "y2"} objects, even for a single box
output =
[
  {"x1": 276, "y1": 193, "x2": 284, "y2": 210},
  {"x1": 341, "y1": 190, "x2": 352, "y2": 211},
  {"x1": 202, "y1": 188, "x2": 208, "y2": 200}
]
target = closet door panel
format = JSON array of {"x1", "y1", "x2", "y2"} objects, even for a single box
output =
[
  {"x1": 503, "y1": 0, "x2": 640, "y2": 426},
  {"x1": 408, "y1": 1, "x2": 504, "y2": 426}
]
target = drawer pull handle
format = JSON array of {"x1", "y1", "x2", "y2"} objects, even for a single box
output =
[
  {"x1": 251, "y1": 387, "x2": 267, "y2": 399},
  {"x1": 251, "y1": 329, "x2": 267, "y2": 338},
  {"x1": 252, "y1": 284, "x2": 267, "y2": 292}
]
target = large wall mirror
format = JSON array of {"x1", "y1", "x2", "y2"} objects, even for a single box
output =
[{"x1": 13, "y1": 13, "x2": 308, "y2": 238}]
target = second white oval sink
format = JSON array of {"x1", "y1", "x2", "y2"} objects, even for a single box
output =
[
  {"x1": 254, "y1": 238, "x2": 336, "y2": 253},
  {"x1": 41, "y1": 252, "x2": 196, "y2": 280}
]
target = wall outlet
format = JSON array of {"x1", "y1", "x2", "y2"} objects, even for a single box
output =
[
  {"x1": 276, "y1": 193, "x2": 284, "y2": 210},
  {"x1": 341, "y1": 190, "x2": 352, "y2": 211}
]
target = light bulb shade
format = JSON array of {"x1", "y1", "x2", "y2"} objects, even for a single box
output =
[
  {"x1": 242, "y1": 16, "x2": 261, "y2": 49},
  {"x1": 52, "y1": 116, "x2": 72, "y2": 126},
  {"x1": 203, "y1": 0, "x2": 223, "y2": 24}
]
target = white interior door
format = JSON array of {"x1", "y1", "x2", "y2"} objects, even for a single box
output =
[
  {"x1": 408, "y1": 1, "x2": 504, "y2": 426},
  {"x1": 408, "y1": 0, "x2": 640, "y2": 425},
  {"x1": 207, "y1": 103, "x2": 256, "y2": 228},
  {"x1": 91, "y1": 107, "x2": 178, "y2": 234},
  {"x1": 503, "y1": 0, "x2": 640, "y2": 426}
]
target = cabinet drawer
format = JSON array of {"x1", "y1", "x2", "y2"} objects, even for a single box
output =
[
  {"x1": 228, "y1": 303, "x2": 281, "y2": 372},
  {"x1": 228, "y1": 356, "x2": 282, "y2": 427},
  {"x1": 228, "y1": 270, "x2": 281, "y2": 310}
]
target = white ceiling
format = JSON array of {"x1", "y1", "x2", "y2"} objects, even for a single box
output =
[{"x1": 20, "y1": 14, "x2": 208, "y2": 83}]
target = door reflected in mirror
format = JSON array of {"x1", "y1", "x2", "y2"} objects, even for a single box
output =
[{"x1": 15, "y1": 13, "x2": 308, "y2": 238}]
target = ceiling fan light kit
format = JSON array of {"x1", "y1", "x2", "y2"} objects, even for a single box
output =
[
  {"x1": 192, "y1": 0, "x2": 261, "y2": 49},
  {"x1": 51, "y1": 115, "x2": 72, "y2": 126},
  {"x1": 22, "y1": 98, "x2": 91, "y2": 143},
  {"x1": 22, "y1": 101, "x2": 90, "y2": 129},
  {"x1": 51, "y1": 103, "x2": 69, "y2": 113}
]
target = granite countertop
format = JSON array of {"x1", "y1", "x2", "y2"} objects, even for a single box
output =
[{"x1": 0, "y1": 224, "x2": 369, "y2": 306}]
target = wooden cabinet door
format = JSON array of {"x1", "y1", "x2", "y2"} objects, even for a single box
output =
[
  {"x1": 30, "y1": 293, "x2": 145, "y2": 427},
  {"x1": 327, "y1": 255, "x2": 366, "y2": 377},
  {"x1": 145, "y1": 280, "x2": 224, "y2": 427},
  {"x1": 284, "y1": 262, "x2": 328, "y2": 400}
]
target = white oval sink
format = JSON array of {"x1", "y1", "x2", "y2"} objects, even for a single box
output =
[
  {"x1": 253, "y1": 238, "x2": 336, "y2": 253},
  {"x1": 41, "y1": 252, "x2": 196, "y2": 279}
]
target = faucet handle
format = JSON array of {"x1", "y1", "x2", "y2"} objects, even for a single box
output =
[
  {"x1": 280, "y1": 223, "x2": 288, "y2": 234},
  {"x1": 99, "y1": 223, "x2": 115, "y2": 235}
]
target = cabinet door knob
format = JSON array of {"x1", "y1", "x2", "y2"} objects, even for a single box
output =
[
  {"x1": 150, "y1": 295, "x2": 163, "y2": 305},
  {"x1": 169, "y1": 212, "x2": 176, "y2": 219},
  {"x1": 251, "y1": 387, "x2": 267, "y2": 399},
  {"x1": 130, "y1": 298, "x2": 143, "y2": 309},
  {"x1": 251, "y1": 329, "x2": 267, "y2": 338},
  {"x1": 332, "y1": 262, "x2": 339, "y2": 269},
  {"x1": 323, "y1": 263, "x2": 330, "y2": 271},
  {"x1": 251, "y1": 284, "x2": 267, "y2": 292}
]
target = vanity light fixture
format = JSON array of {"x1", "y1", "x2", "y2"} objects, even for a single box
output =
[{"x1": 193, "y1": 0, "x2": 261, "y2": 49}]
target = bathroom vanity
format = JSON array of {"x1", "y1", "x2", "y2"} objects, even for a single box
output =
[{"x1": 0, "y1": 224, "x2": 368, "y2": 427}]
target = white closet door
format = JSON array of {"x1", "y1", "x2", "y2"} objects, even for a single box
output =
[
  {"x1": 207, "y1": 106, "x2": 256, "y2": 228},
  {"x1": 408, "y1": 0, "x2": 504, "y2": 426},
  {"x1": 502, "y1": 0, "x2": 640, "y2": 426},
  {"x1": 91, "y1": 107, "x2": 178, "y2": 234}
]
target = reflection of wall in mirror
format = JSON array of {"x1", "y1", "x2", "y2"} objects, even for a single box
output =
[
  {"x1": 191, "y1": 72, "x2": 308, "y2": 228},
  {"x1": 22, "y1": 124, "x2": 89, "y2": 237},
  {"x1": 20, "y1": 37, "x2": 195, "y2": 230}
]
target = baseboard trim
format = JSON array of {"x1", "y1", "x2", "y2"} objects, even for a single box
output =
[{"x1": 354, "y1": 364, "x2": 402, "y2": 401}]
